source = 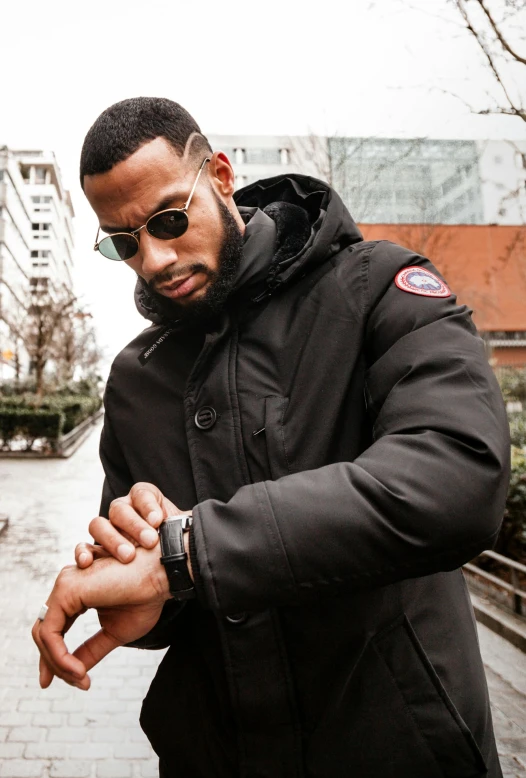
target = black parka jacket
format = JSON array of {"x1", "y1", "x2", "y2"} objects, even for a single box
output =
[{"x1": 100, "y1": 175, "x2": 510, "y2": 778}]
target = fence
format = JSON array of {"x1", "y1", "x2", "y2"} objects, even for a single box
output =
[{"x1": 464, "y1": 550, "x2": 526, "y2": 617}]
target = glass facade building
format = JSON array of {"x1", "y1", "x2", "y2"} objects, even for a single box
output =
[{"x1": 328, "y1": 137, "x2": 485, "y2": 225}]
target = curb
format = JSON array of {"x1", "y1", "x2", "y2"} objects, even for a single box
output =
[{"x1": 470, "y1": 590, "x2": 526, "y2": 653}]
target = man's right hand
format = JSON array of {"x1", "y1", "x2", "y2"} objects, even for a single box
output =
[{"x1": 75, "y1": 482, "x2": 184, "y2": 568}]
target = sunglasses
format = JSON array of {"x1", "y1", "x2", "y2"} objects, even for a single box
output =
[{"x1": 93, "y1": 157, "x2": 210, "y2": 261}]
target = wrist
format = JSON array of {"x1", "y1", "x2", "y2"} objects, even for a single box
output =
[{"x1": 147, "y1": 542, "x2": 173, "y2": 602}]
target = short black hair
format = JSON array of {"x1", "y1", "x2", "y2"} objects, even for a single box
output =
[{"x1": 79, "y1": 96, "x2": 212, "y2": 188}]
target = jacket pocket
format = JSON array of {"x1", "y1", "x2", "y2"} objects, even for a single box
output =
[
  {"x1": 306, "y1": 614, "x2": 487, "y2": 778},
  {"x1": 264, "y1": 396, "x2": 291, "y2": 481},
  {"x1": 372, "y1": 615, "x2": 487, "y2": 777}
]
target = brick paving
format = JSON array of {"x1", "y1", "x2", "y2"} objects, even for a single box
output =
[
  {"x1": 0, "y1": 423, "x2": 526, "y2": 777},
  {"x1": 0, "y1": 424, "x2": 165, "y2": 778}
]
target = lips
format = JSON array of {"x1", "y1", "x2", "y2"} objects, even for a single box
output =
[
  {"x1": 159, "y1": 276, "x2": 192, "y2": 293},
  {"x1": 157, "y1": 273, "x2": 200, "y2": 299}
]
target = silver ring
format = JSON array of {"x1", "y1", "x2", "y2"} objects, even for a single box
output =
[{"x1": 37, "y1": 604, "x2": 48, "y2": 622}]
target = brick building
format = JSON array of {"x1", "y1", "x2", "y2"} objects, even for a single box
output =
[{"x1": 360, "y1": 223, "x2": 526, "y2": 367}]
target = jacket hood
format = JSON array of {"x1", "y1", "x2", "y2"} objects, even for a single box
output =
[
  {"x1": 135, "y1": 174, "x2": 363, "y2": 322},
  {"x1": 234, "y1": 174, "x2": 362, "y2": 290}
]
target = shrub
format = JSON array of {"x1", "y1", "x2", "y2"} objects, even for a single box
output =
[
  {"x1": 0, "y1": 408, "x2": 64, "y2": 452},
  {"x1": 493, "y1": 447, "x2": 526, "y2": 563},
  {"x1": 509, "y1": 412, "x2": 526, "y2": 449},
  {"x1": 0, "y1": 394, "x2": 102, "y2": 439},
  {"x1": 497, "y1": 368, "x2": 526, "y2": 405},
  {"x1": 0, "y1": 379, "x2": 37, "y2": 397}
]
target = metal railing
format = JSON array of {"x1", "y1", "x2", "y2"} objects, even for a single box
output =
[{"x1": 464, "y1": 550, "x2": 526, "y2": 616}]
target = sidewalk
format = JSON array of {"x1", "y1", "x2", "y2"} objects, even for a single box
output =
[
  {"x1": 0, "y1": 423, "x2": 165, "y2": 778},
  {"x1": 0, "y1": 423, "x2": 525, "y2": 777}
]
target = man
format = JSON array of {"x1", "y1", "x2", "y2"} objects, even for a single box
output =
[{"x1": 33, "y1": 97, "x2": 510, "y2": 778}]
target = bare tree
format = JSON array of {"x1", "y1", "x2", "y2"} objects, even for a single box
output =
[
  {"x1": 55, "y1": 310, "x2": 102, "y2": 384},
  {"x1": 0, "y1": 281, "x2": 77, "y2": 395},
  {"x1": 450, "y1": 0, "x2": 526, "y2": 124}
]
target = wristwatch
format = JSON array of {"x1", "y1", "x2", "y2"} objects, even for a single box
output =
[{"x1": 158, "y1": 515, "x2": 195, "y2": 600}]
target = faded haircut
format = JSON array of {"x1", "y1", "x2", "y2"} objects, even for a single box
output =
[{"x1": 79, "y1": 96, "x2": 212, "y2": 188}]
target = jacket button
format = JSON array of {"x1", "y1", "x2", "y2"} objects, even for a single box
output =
[
  {"x1": 194, "y1": 407, "x2": 217, "y2": 430},
  {"x1": 225, "y1": 612, "x2": 248, "y2": 626}
]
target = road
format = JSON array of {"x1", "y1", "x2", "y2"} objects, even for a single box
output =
[{"x1": 0, "y1": 423, "x2": 525, "y2": 777}]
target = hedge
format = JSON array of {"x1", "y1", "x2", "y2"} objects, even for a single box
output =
[
  {"x1": 497, "y1": 447, "x2": 526, "y2": 562},
  {"x1": 0, "y1": 408, "x2": 64, "y2": 452},
  {"x1": 0, "y1": 395, "x2": 102, "y2": 434},
  {"x1": 508, "y1": 411, "x2": 526, "y2": 449}
]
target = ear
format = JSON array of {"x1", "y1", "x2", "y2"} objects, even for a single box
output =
[{"x1": 208, "y1": 151, "x2": 236, "y2": 199}]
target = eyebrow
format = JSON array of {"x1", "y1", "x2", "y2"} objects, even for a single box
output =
[{"x1": 99, "y1": 189, "x2": 187, "y2": 234}]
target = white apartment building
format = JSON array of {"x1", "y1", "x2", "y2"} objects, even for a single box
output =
[
  {"x1": 16, "y1": 150, "x2": 75, "y2": 298},
  {"x1": 0, "y1": 147, "x2": 75, "y2": 379},
  {"x1": 209, "y1": 134, "x2": 526, "y2": 227}
]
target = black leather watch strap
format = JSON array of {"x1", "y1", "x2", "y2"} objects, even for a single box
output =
[{"x1": 159, "y1": 516, "x2": 195, "y2": 600}]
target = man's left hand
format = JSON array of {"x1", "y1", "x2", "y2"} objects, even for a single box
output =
[{"x1": 75, "y1": 482, "x2": 185, "y2": 568}]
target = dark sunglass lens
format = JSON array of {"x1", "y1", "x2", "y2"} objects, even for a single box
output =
[
  {"x1": 147, "y1": 210, "x2": 188, "y2": 240},
  {"x1": 98, "y1": 234, "x2": 138, "y2": 261}
]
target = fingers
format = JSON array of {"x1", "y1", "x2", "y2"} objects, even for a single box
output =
[
  {"x1": 75, "y1": 542, "x2": 111, "y2": 569},
  {"x1": 104, "y1": 492, "x2": 160, "y2": 552},
  {"x1": 129, "y1": 483, "x2": 166, "y2": 528},
  {"x1": 73, "y1": 628, "x2": 121, "y2": 674},
  {"x1": 39, "y1": 654, "x2": 54, "y2": 689},
  {"x1": 88, "y1": 483, "x2": 184, "y2": 563},
  {"x1": 32, "y1": 608, "x2": 88, "y2": 690},
  {"x1": 89, "y1": 515, "x2": 138, "y2": 563}
]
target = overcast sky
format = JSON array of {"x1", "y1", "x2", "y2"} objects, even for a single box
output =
[{"x1": 1, "y1": 0, "x2": 525, "y2": 367}]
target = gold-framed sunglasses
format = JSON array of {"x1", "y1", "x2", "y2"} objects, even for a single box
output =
[{"x1": 93, "y1": 157, "x2": 211, "y2": 261}]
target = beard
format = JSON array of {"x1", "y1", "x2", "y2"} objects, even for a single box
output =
[{"x1": 145, "y1": 195, "x2": 244, "y2": 326}]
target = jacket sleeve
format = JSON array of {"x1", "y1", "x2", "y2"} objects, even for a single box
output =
[{"x1": 191, "y1": 243, "x2": 511, "y2": 615}]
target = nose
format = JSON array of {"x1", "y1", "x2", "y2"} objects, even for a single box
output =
[{"x1": 138, "y1": 232, "x2": 179, "y2": 278}]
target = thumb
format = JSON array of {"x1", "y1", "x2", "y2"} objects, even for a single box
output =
[{"x1": 73, "y1": 629, "x2": 121, "y2": 675}]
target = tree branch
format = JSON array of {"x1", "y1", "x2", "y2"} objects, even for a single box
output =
[
  {"x1": 477, "y1": 0, "x2": 526, "y2": 65},
  {"x1": 454, "y1": 0, "x2": 526, "y2": 123}
]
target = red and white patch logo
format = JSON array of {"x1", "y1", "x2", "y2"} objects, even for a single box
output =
[{"x1": 395, "y1": 267, "x2": 451, "y2": 298}]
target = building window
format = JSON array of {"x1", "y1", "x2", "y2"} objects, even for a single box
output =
[
  {"x1": 35, "y1": 168, "x2": 47, "y2": 184},
  {"x1": 244, "y1": 148, "x2": 281, "y2": 165},
  {"x1": 280, "y1": 148, "x2": 289, "y2": 165},
  {"x1": 30, "y1": 277, "x2": 49, "y2": 289},
  {"x1": 234, "y1": 148, "x2": 245, "y2": 165}
]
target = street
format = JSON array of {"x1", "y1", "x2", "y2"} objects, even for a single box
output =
[{"x1": 0, "y1": 424, "x2": 526, "y2": 777}]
